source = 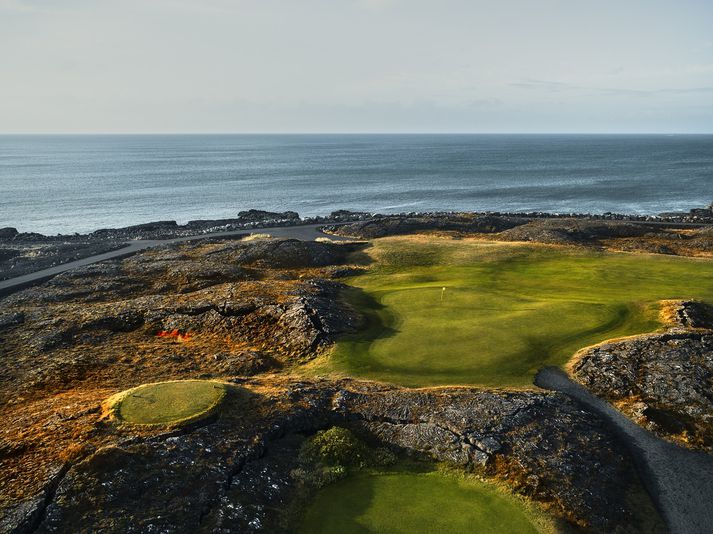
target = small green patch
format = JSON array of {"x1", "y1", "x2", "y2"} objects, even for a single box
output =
[
  {"x1": 103, "y1": 380, "x2": 228, "y2": 428},
  {"x1": 293, "y1": 427, "x2": 396, "y2": 490},
  {"x1": 299, "y1": 467, "x2": 553, "y2": 534}
]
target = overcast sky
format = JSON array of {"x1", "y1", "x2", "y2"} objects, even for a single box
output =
[{"x1": 1, "y1": 0, "x2": 712, "y2": 133}]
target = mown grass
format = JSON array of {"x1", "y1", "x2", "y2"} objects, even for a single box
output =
[
  {"x1": 299, "y1": 466, "x2": 552, "y2": 534},
  {"x1": 308, "y1": 236, "x2": 713, "y2": 387},
  {"x1": 104, "y1": 379, "x2": 227, "y2": 427}
]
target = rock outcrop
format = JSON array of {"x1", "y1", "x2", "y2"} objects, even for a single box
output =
[
  {"x1": 572, "y1": 302, "x2": 713, "y2": 451},
  {"x1": 4, "y1": 379, "x2": 659, "y2": 534},
  {"x1": 325, "y1": 213, "x2": 525, "y2": 239},
  {"x1": 495, "y1": 218, "x2": 656, "y2": 246},
  {"x1": 0, "y1": 241, "x2": 362, "y2": 403}
]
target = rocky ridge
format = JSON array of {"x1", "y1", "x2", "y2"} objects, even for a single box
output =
[
  {"x1": 571, "y1": 301, "x2": 713, "y2": 452},
  {"x1": 4, "y1": 378, "x2": 659, "y2": 533},
  {"x1": 328, "y1": 214, "x2": 713, "y2": 256}
]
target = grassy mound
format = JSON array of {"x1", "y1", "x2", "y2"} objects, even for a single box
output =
[
  {"x1": 103, "y1": 380, "x2": 228, "y2": 427},
  {"x1": 308, "y1": 236, "x2": 713, "y2": 387},
  {"x1": 299, "y1": 468, "x2": 551, "y2": 534}
]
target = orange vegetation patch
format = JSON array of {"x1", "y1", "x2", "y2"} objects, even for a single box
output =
[
  {"x1": 0, "y1": 388, "x2": 117, "y2": 504},
  {"x1": 156, "y1": 329, "x2": 193, "y2": 342}
]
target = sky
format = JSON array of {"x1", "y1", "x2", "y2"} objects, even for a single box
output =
[{"x1": 1, "y1": 0, "x2": 712, "y2": 133}]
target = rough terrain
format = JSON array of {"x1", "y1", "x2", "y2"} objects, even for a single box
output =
[
  {"x1": 329, "y1": 214, "x2": 713, "y2": 257},
  {"x1": 3, "y1": 376, "x2": 657, "y2": 534},
  {"x1": 5, "y1": 211, "x2": 713, "y2": 533},
  {"x1": 0, "y1": 231, "x2": 663, "y2": 533},
  {"x1": 571, "y1": 301, "x2": 713, "y2": 452},
  {"x1": 537, "y1": 367, "x2": 713, "y2": 534}
]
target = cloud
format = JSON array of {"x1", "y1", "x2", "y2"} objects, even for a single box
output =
[
  {"x1": 511, "y1": 78, "x2": 713, "y2": 98},
  {"x1": 354, "y1": 0, "x2": 401, "y2": 11}
]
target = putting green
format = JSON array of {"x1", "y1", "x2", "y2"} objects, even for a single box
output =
[
  {"x1": 299, "y1": 468, "x2": 550, "y2": 534},
  {"x1": 104, "y1": 380, "x2": 227, "y2": 427},
  {"x1": 308, "y1": 236, "x2": 713, "y2": 387}
]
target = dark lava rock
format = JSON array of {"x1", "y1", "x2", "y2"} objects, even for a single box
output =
[
  {"x1": 671, "y1": 301, "x2": 713, "y2": 329},
  {"x1": 225, "y1": 239, "x2": 359, "y2": 269},
  {"x1": 11, "y1": 379, "x2": 657, "y2": 533},
  {"x1": 275, "y1": 280, "x2": 361, "y2": 355},
  {"x1": 96, "y1": 220, "x2": 178, "y2": 234},
  {"x1": 0, "y1": 242, "x2": 126, "y2": 282},
  {"x1": 0, "y1": 240, "x2": 360, "y2": 399},
  {"x1": 0, "y1": 311, "x2": 24, "y2": 330},
  {"x1": 237, "y1": 209, "x2": 300, "y2": 222},
  {"x1": 326, "y1": 214, "x2": 525, "y2": 239},
  {"x1": 496, "y1": 218, "x2": 655, "y2": 246},
  {"x1": 572, "y1": 330, "x2": 713, "y2": 451},
  {"x1": 0, "y1": 227, "x2": 19, "y2": 240}
]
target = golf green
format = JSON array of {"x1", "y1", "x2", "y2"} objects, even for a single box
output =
[
  {"x1": 299, "y1": 469, "x2": 549, "y2": 534},
  {"x1": 309, "y1": 236, "x2": 713, "y2": 387},
  {"x1": 104, "y1": 380, "x2": 227, "y2": 427}
]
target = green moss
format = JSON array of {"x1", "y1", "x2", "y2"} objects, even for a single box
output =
[
  {"x1": 307, "y1": 237, "x2": 713, "y2": 387},
  {"x1": 104, "y1": 380, "x2": 227, "y2": 428},
  {"x1": 299, "y1": 467, "x2": 552, "y2": 534}
]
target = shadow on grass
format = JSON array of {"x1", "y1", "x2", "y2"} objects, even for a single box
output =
[
  {"x1": 299, "y1": 462, "x2": 437, "y2": 534},
  {"x1": 520, "y1": 302, "x2": 633, "y2": 373},
  {"x1": 300, "y1": 474, "x2": 375, "y2": 533},
  {"x1": 339, "y1": 286, "x2": 400, "y2": 346}
]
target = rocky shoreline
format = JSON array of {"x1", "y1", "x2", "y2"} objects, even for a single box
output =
[{"x1": 2, "y1": 207, "x2": 712, "y2": 282}]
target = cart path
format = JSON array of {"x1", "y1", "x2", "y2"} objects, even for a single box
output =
[
  {"x1": 0, "y1": 223, "x2": 349, "y2": 297},
  {"x1": 535, "y1": 366, "x2": 713, "y2": 534}
]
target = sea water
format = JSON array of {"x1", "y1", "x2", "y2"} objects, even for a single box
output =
[{"x1": 1, "y1": 134, "x2": 711, "y2": 234}]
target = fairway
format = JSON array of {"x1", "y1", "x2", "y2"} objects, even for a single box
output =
[
  {"x1": 299, "y1": 468, "x2": 549, "y2": 534},
  {"x1": 311, "y1": 236, "x2": 713, "y2": 387},
  {"x1": 104, "y1": 380, "x2": 227, "y2": 427}
]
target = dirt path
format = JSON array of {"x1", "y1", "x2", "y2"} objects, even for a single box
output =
[
  {"x1": 535, "y1": 366, "x2": 713, "y2": 534},
  {"x1": 0, "y1": 223, "x2": 350, "y2": 297}
]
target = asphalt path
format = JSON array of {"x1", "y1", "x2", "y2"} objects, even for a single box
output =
[
  {"x1": 0, "y1": 223, "x2": 350, "y2": 297},
  {"x1": 535, "y1": 366, "x2": 713, "y2": 534}
]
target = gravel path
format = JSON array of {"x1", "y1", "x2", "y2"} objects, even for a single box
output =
[
  {"x1": 0, "y1": 223, "x2": 350, "y2": 297},
  {"x1": 535, "y1": 366, "x2": 713, "y2": 534}
]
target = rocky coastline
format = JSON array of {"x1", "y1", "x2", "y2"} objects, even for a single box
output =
[{"x1": 2, "y1": 205, "x2": 712, "y2": 282}]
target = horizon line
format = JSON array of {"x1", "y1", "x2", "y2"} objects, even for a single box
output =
[{"x1": 1, "y1": 131, "x2": 713, "y2": 136}]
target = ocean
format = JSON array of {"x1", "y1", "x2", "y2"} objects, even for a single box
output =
[{"x1": 0, "y1": 134, "x2": 711, "y2": 235}]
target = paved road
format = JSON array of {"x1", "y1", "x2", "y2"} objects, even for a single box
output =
[
  {"x1": 535, "y1": 367, "x2": 713, "y2": 534},
  {"x1": 0, "y1": 223, "x2": 350, "y2": 297}
]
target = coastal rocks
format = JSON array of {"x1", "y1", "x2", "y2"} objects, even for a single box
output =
[
  {"x1": 276, "y1": 282, "x2": 360, "y2": 357},
  {"x1": 0, "y1": 227, "x2": 19, "y2": 240},
  {"x1": 571, "y1": 329, "x2": 713, "y2": 451},
  {"x1": 92, "y1": 220, "x2": 178, "y2": 238},
  {"x1": 495, "y1": 218, "x2": 656, "y2": 246},
  {"x1": 236, "y1": 209, "x2": 300, "y2": 223},
  {"x1": 601, "y1": 226, "x2": 713, "y2": 257},
  {"x1": 343, "y1": 387, "x2": 631, "y2": 518},
  {"x1": 325, "y1": 213, "x2": 525, "y2": 239}
]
